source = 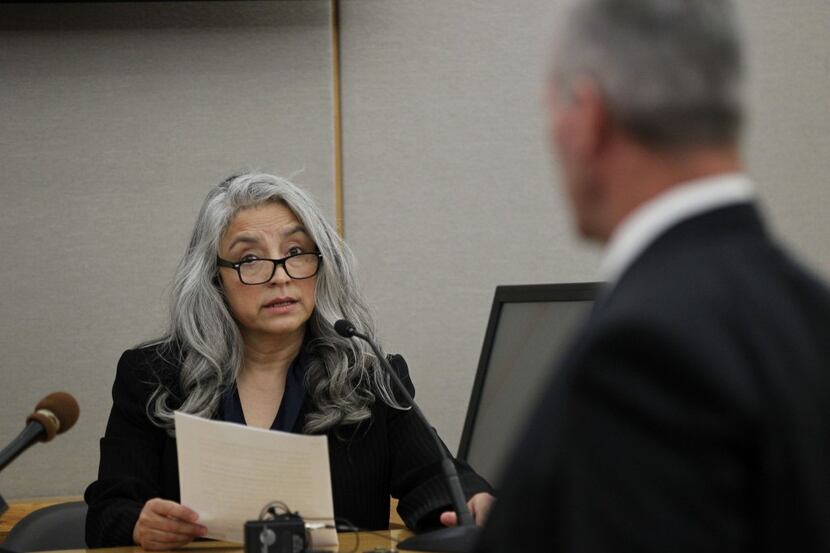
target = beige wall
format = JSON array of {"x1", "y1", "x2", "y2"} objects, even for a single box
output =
[
  {"x1": 338, "y1": 0, "x2": 598, "y2": 455},
  {"x1": 338, "y1": 0, "x2": 830, "y2": 452},
  {"x1": 0, "y1": 0, "x2": 828, "y2": 498},
  {"x1": 741, "y1": 1, "x2": 830, "y2": 270},
  {"x1": 0, "y1": 1, "x2": 335, "y2": 497}
]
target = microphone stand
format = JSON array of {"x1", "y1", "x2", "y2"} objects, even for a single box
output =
[
  {"x1": 0, "y1": 393, "x2": 78, "y2": 553},
  {"x1": 0, "y1": 423, "x2": 45, "y2": 553},
  {"x1": 344, "y1": 325, "x2": 480, "y2": 553},
  {"x1": 1, "y1": 430, "x2": 21, "y2": 553},
  {"x1": 1, "y1": 427, "x2": 42, "y2": 553},
  {"x1": 0, "y1": 423, "x2": 44, "y2": 474}
]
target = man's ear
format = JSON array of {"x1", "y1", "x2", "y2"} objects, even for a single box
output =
[{"x1": 570, "y1": 78, "x2": 612, "y2": 163}]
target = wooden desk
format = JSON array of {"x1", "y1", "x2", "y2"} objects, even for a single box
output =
[
  {"x1": 32, "y1": 530, "x2": 413, "y2": 553},
  {"x1": 1, "y1": 498, "x2": 415, "y2": 551},
  {"x1": 0, "y1": 496, "x2": 81, "y2": 544}
]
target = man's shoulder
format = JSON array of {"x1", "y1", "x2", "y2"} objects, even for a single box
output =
[
  {"x1": 605, "y1": 207, "x2": 785, "y2": 323},
  {"x1": 579, "y1": 211, "x2": 830, "y2": 402},
  {"x1": 609, "y1": 205, "x2": 830, "y2": 331}
]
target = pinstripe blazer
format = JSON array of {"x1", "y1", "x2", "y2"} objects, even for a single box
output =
[
  {"x1": 85, "y1": 347, "x2": 491, "y2": 547},
  {"x1": 478, "y1": 204, "x2": 830, "y2": 553}
]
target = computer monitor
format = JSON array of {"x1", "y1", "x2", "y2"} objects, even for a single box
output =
[{"x1": 457, "y1": 282, "x2": 600, "y2": 488}]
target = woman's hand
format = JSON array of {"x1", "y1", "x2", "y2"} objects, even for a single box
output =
[
  {"x1": 133, "y1": 498, "x2": 207, "y2": 550},
  {"x1": 439, "y1": 492, "x2": 496, "y2": 528}
]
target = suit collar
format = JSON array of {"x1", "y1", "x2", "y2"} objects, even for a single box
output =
[
  {"x1": 600, "y1": 173, "x2": 755, "y2": 287},
  {"x1": 591, "y1": 202, "x2": 768, "y2": 321}
]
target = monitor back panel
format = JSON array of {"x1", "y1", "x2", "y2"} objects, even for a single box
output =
[{"x1": 458, "y1": 283, "x2": 599, "y2": 487}]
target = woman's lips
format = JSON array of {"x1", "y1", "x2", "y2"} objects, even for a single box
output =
[{"x1": 263, "y1": 297, "x2": 298, "y2": 314}]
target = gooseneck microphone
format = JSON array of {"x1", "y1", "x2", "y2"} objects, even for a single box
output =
[
  {"x1": 0, "y1": 392, "x2": 80, "y2": 474},
  {"x1": 334, "y1": 319, "x2": 479, "y2": 553}
]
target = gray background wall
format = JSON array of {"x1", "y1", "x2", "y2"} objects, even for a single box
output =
[
  {"x1": 0, "y1": 1, "x2": 335, "y2": 497},
  {"x1": 1, "y1": 0, "x2": 828, "y2": 499}
]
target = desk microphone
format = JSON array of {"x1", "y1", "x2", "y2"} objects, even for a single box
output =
[
  {"x1": 0, "y1": 392, "x2": 80, "y2": 474},
  {"x1": 334, "y1": 319, "x2": 479, "y2": 553}
]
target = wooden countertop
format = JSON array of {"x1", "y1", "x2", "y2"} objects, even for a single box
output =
[{"x1": 0, "y1": 496, "x2": 82, "y2": 544}]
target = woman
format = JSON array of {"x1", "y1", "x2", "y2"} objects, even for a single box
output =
[{"x1": 84, "y1": 173, "x2": 494, "y2": 549}]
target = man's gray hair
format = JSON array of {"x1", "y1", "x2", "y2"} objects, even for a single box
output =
[
  {"x1": 552, "y1": 0, "x2": 744, "y2": 149},
  {"x1": 147, "y1": 173, "x2": 404, "y2": 435}
]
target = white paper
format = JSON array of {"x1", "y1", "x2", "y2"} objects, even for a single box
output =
[{"x1": 174, "y1": 411, "x2": 338, "y2": 549}]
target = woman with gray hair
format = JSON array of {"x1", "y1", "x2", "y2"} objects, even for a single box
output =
[{"x1": 84, "y1": 173, "x2": 494, "y2": 549}]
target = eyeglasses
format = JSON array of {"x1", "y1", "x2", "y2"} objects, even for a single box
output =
[{"x1": 217, "y1": 252, "x2": 322, "y2": 285}]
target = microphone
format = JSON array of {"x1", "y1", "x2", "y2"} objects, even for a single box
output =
[
  {"x1": 0, "y1": 392, "x2": 80, "y2": 474},
  {"x1": 334, "y1": 319, "x2": 479, "y2": 553},
  {"x1": 333, "y1": 319, "x2": 357, "y2": 338}
]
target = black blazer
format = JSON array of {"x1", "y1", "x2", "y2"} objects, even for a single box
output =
[
  {"x1": 85, "y1": 346, "x2": 491, "y2": 547},
  {"x1": 477, "y1": 204, "x2": 830, "y2": 552}
]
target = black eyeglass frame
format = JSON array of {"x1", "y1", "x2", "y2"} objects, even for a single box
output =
[{"x1": 217, "y1": 252, "x2": 323, "y2": 285}]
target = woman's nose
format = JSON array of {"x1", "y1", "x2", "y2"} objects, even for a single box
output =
[{"x1": 268, "y1": 262, "x2": 292, "y2": 285}]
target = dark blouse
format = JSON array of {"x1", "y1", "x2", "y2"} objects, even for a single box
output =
[
  {"x1": 221, "y1": 346, "x2": 306, "y2": 432},
  {"x1": 84, "y1": 344, "x2": 492, "y2": 547}
]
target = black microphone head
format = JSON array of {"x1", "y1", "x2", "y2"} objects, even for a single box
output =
[
  {"x1": 26, "y1": 392, "x2": 80, "y2": 442},
  {"x1": 334, "y1": 319, "x2": 357, "y2": 338}
]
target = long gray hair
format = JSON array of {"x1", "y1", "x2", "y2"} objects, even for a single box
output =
[{"x1": 148, "y1": 173, "x2": 403, "y2": 435}]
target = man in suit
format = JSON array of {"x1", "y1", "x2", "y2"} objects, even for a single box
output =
[{"x1": 476, "y1": 1, "x2": 830, "y2": 551}]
